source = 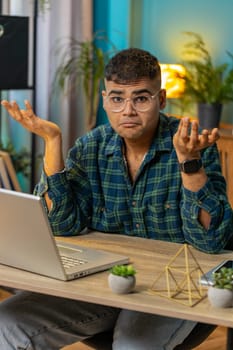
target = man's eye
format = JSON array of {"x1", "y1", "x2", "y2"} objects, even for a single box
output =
[
  {"x1": 134, "y1": 95, "x2": 149, "y2": 103},
  {"x1": 110, "y1": 96, "x2": 123, "y2": 104}
]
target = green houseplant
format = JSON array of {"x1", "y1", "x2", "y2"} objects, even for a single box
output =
[
  {"x1": 38, "y1": 0, "x2": 50, "y2": 13},
  {"x1": 108, "y1": 265, "x2": 136, "y2": 294},
  {"x1": 53, "y1": 34, "x2": 116, "y2": 130},
  {"x1": 208, "y1": 266, "x2": 233, "y2": 308},
  {"x1": 181, "y1": 31, "x2": 233, "y2": 129},
  {"x1": 212, "y1": 266, "x2": 233, "y2": 290},
  {"x1": 0, "y1": 141, "x2": 31, "y2": 178}
]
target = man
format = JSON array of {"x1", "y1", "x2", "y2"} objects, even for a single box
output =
[{"x1": 0, "y1": 48, "x2": 232, "y2": 350}]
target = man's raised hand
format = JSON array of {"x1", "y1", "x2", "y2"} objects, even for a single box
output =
[{"x1": 1, "y1": 100, "x2": 61, "y2": 142}]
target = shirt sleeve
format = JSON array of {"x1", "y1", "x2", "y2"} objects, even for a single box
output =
[
  {"x1": 180, "y1": 144, "x2": 233, "y2": 253},
  {"x1": 33, "y1": 143, "x2": 92, "y2": 236}
]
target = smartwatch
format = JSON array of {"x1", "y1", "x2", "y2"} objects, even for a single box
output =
[{"x1": 179, "y1": 159, "x2": 203, "y2": 174}]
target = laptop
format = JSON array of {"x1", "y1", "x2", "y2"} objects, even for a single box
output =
[{"x1": 0, "y1": 188, "x2": 129, "y2": 281}]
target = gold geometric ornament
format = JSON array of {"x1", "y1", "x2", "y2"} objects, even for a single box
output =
[{"x1": 149, "y1": 244, "x2": 207, "y2": 307}]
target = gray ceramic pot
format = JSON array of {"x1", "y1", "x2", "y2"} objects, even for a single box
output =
[
  {"x1": 208, "y1": 286, "x2": 233, "y2": 308},
  {"x1": 108, "y1": 273, "x2": 136, "y2": 294}
]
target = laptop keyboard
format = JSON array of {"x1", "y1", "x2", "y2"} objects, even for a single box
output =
[{"x1": 61, "y1": 255, "x2": 88, "y2": 269}]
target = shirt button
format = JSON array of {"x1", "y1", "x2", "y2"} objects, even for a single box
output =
[
  {"x1": 165, "y1": 203, "x2": 170, "y2": 209},
  {"x1": 135, "y1": 223, "x2": 140, "y2": 228},
  {"x1": 198, "y1": 200, "x2": 202, "y2": 205},
  {"x1": 132, "y1": 201, "x2": 136, "y2": 207}
]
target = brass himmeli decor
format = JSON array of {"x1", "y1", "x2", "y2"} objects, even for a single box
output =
[{"x1": 149, "y1": 244, "x2": 207, "y2": 307}]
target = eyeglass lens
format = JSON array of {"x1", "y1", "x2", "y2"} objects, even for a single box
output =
[{"x1": 107, "y1": 94, "x2": 158, "y2": 112}]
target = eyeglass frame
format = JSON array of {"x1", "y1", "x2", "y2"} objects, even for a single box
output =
[{"x1": 103, "y1": 89, "x2": 161, "y2": 112}]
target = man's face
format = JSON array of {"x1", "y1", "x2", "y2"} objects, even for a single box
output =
[{"x1": 102, "y1": 78, "x2": 166, "y2": 142}]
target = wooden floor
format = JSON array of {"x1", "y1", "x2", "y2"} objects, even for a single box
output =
[
  {"x1": 194, "y1": 326, "x2": 227, "y2": 350},
  {"x1": 0, "y1": 289, "x2": 227, "y2": 350}
]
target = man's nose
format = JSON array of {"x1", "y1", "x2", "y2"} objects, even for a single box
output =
[{"x1": 123, "y1": 99, "x2": 136, "y2": 114}]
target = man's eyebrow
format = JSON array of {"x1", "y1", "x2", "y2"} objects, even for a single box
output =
[
  {"x1": 108, "y1": 88, "x2": 153, "y2": 95},
  {"x1": 133, "y1": 89, "x2": 153, "y2": 95},
  {"x1": 108, "y1": 90, "x2": 124, "y2": 95}
]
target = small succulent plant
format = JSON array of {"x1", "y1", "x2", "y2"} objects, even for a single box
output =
[
  {"x1": 108, "y1": 264, "x2": 136, "y2": 294},
  {"x1": 110, "y1": 264, "x2": 136, "y2": 277},
  {"x1": 212, "y1": 267, "x2": 233, "y2": 290}
]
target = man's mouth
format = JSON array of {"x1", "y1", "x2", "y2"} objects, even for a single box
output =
[{"x1": 119, "y1": 121, "x2": 140, "y2": 127}]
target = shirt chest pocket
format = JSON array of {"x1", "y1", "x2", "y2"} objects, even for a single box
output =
[
  {"x1": 143, "y1": 201, "x2": 182, "y2": 237},
  {"x1": 92, "y1": 200, "x2": 130, "y2": 232}
]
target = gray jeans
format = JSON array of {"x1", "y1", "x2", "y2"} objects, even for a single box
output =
[{"x1": 0, "y1": 291, "x2": 197, "y2": 350}]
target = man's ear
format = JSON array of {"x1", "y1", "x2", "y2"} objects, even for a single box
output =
[
  {"x1": 159, "y1": 89, "x2": 166, "y2": 110},
  {"x1": 102, "y1": 90, "x2": 107, "y2": 110}
]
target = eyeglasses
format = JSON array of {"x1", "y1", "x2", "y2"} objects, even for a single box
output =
[{"x1": 104, "y1": 90, "x2": 160, "y2": 112}]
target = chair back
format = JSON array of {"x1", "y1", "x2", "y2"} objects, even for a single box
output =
[{"x1": 217, "y1": 134, "x2": 233, "y2": 208}]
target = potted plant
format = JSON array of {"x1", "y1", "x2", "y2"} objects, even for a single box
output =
[
  {"x1": 108, "y1": 264, "x2": 136, "y2": 294},
  {"x1": 208, "y1": 266, "x2": 233, "y2": 308},
  {"x1": 53, "y1": 34, "x2": 116, "y2": 130},
  {"x1": 180, "y1": 31, "x2": 233, "y2": 129},
  {"x1": 0, "y1": 141, "x2": 31, "y2": 178},
  {"x1": 38, "y1": 0, "x2": 50, "y2": 12}
]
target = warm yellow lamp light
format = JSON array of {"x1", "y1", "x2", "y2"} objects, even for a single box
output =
[{"x1": 160, "y1": 64, "x2": 186, "y2": 98}]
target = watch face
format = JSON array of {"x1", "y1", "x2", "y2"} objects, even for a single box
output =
[{"x1": 181, "y1": 159, "x2": 202, "y2": 173}]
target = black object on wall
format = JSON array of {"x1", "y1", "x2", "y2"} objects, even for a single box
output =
[
  {"x1": 0, "y1": 15, "x2": 29, "y2": 89},
  {"x1": 0, "y1": 0, "x2": 38, "y2": 191}
]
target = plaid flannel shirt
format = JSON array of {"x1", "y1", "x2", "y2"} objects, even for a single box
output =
[{"x1": 34, "y1": 113, "x2": 233, "y2": 253}]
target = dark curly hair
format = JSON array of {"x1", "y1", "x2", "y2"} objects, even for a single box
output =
[{"x1": 104, "y1": 48, "x2": 161, "y2": 84}]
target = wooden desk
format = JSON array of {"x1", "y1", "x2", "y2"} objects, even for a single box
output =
[{"x1": 0, "y1": 232, "x2": 233, "y2": 328}]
